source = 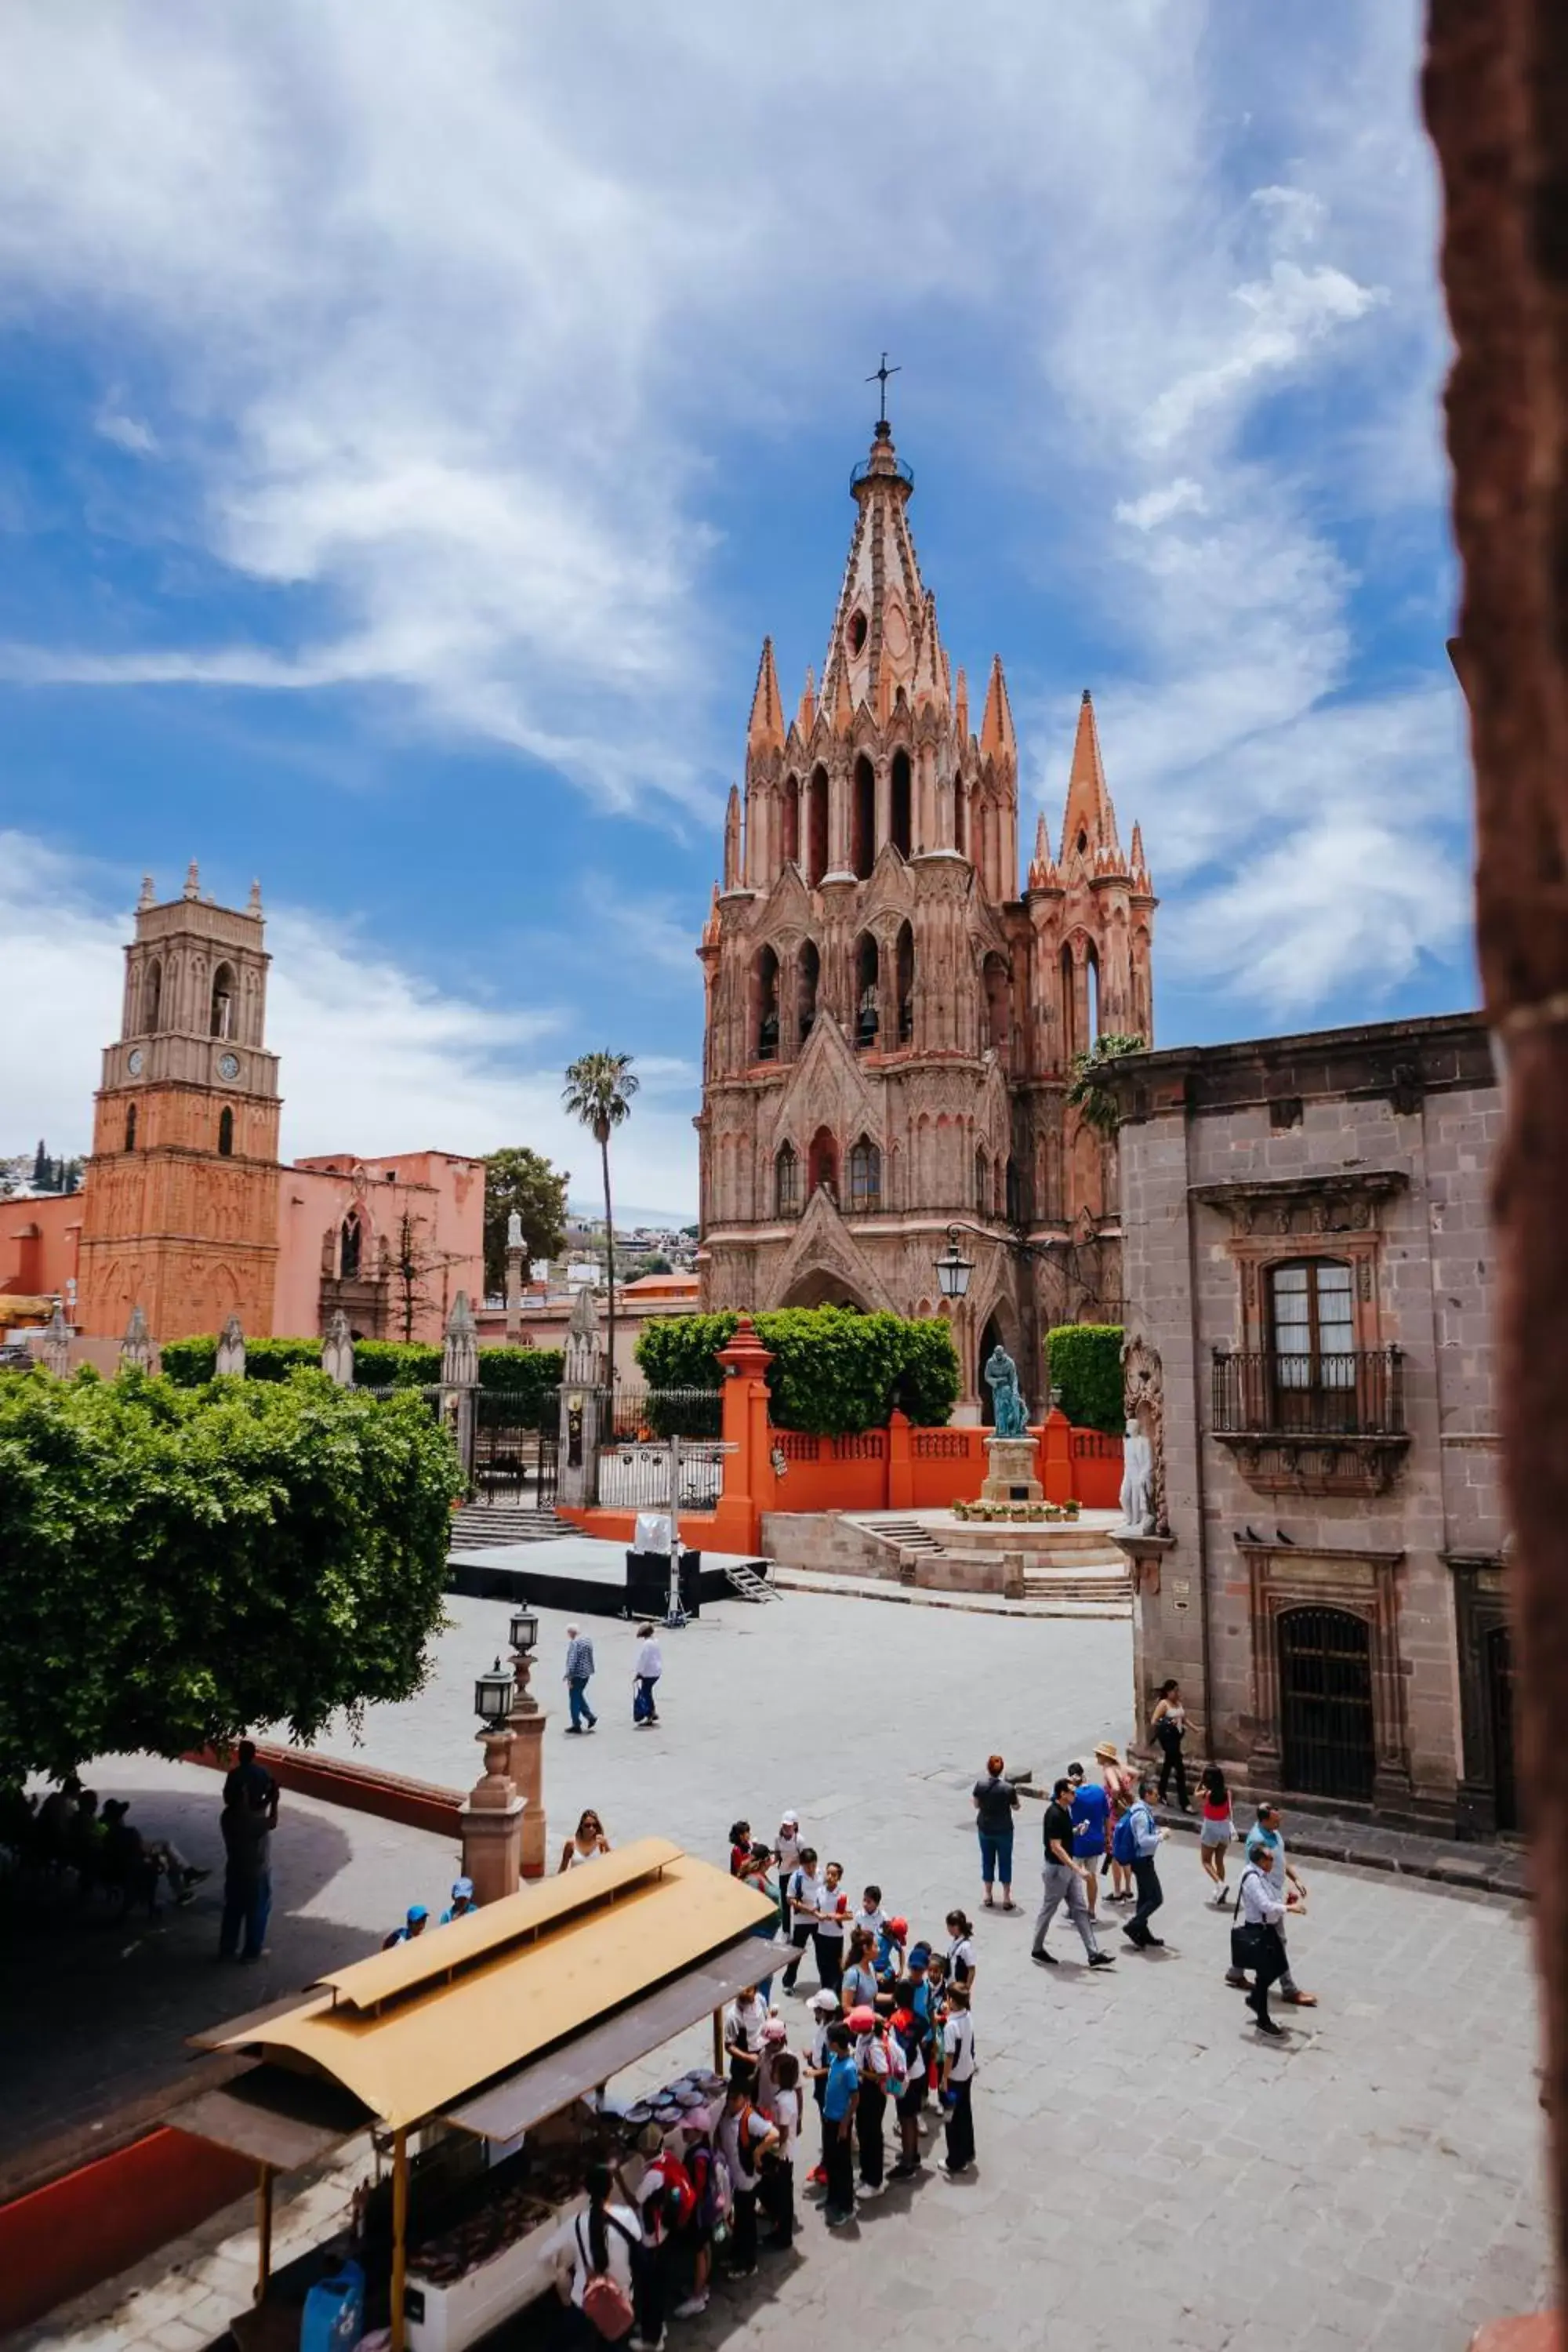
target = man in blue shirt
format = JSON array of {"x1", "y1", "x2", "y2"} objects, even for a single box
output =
[
  {"x1": 1122, "y1": 1777, "x2": 1167, "y2": 1950},
  {"x1": 1067, "y1": 1762, "x2": 1109, "y2": 1924},
  {"x1": 820, "y1": 2024, "x2": 859, "y2": 2227}
]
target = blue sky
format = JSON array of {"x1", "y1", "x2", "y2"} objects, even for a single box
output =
[{"x1": 0, "y1": 2, "x2": 1470, "y2": 1218}]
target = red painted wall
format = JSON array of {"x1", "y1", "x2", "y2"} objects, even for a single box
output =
[{"x1": 0, "y1": 2127, "x2": 256, "y2": 2335}]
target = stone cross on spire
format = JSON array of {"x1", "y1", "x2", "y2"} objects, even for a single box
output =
[{"x1": 866, "y1": 350, "x2": 901, "y2": 427}]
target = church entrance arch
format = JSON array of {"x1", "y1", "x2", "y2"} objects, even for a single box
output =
[{"x1": 780, "y1": 1266, "x2": 869, "y2": 1312}]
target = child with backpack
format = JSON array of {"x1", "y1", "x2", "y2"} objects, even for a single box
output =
[
  {"x1": 677, "y1": 2125, "x2": 728, "y2": 2321},
  {"x1": 555, "y1": 2161, "x2": 644, "y2": 2343},
  {"x1": 759, "y1": 2051, "x2": 801, "y2": 2248},
  {"x1": 886, "y1": 1977, "x2": 932, "y2": 2178},
  {"x1": 803, "y1": 1988, "x2": 839, "y2": 2187}
]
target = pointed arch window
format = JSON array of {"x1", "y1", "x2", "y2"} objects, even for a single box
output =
[
  {"x1": 217, "y1": 1105, "x2": 234, "y2": 1157},
  {"x1": 340, "y1": 1211, "x2": 364, "y2": 1281},
  {"x1": 808, "y1": 1127, "x2": 839, "y2": 1202},
  {"x1": 753, "y1": 945, "x2": 780, "y2": 1063},
  {"x1": 848, "y1": 1137, "x2": 882, "y2": 1213},
  {"x1": 1060, "y1": 942, "x2": 1076, "y2": 1062},
  {"x1": 143, "y1": 959, "x2": 162, "y2": 1034},
  {"x1": 895, "y1": 921, "x2": 915, "y2": 1044},
  {"x1": 210, "y1": 963, "x2": 236, "y2": 1040},
  {"x1": 775, "y1": 1142, "x2": 800, "y2": 1219},
  {"x1": 983, "y1": 953, "x2": 1011, "y2": 1057},
  {"x1": 1005, "y1": 1155, "x2": 1024, "y2": 1225},
  {"x1": 807, "y1": 766, "x2": 829, "y2": 887},
  {"x1": 975, "y1": 1145, "x2": 992, "y2": 1217},
  {"x1": 1087, "y1": 941, "x2": 1101, "y2": 1043},
  {"x1": 124, "y1": 1103, "x2": 137, "y2": 1152},
  {"x1": 854, "y1": 933, "x2": 880, "y2": 1050},
  {"x1": 781, "y1": 775, "x2": 800, "y2": 869},
  {"x1": 891, "y1": 750, "x2": 912, "y2": 858},
  {"x1": 852, "y1": 755, "x2": 876, "y2": 879},
  {"x1": 798, "y1": 939, "x2": 820, "y2": 1045}
]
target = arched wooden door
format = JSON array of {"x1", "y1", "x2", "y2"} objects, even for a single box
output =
[{"x1": 1278, "y1": 1606, "x2": 1375, "y2": 1803}]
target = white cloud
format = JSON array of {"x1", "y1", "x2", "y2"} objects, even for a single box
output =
[
  {"x1": 94, "y1": 407, "x2": 158, "y2": 456},
  {"x1": 0, "y1": 833, "x2": 700, "y2": 1210},
  {"x1": 0, "y1": 0, "x2": 1468, "y2": 1028},
  {"x1": 1114, "y1": 478, "x2": 1207, "y2": 532}
]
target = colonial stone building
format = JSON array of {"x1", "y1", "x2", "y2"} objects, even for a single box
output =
[
  {"x1": 696, "y1": 415, "x2": 1155, "y2": 1409},
  {"x1": 1108, "y1": 1014, "x2": 1511, "y2": 1837}
]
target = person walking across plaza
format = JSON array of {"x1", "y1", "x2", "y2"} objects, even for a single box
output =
[
  {"x1": 562, "y1": 1624, "x2": 598, "y2": 1733},
  {"x1": 939, "y1": 1985, "x2": 978, "y2": 2176},
  {"x1": 1118, "y1": 1775, "x2": 1168, "y2": 1949},
  {"x1": 1233, "y1": 1838, "x2": 1291, "y2": 2034},
  {"x1": 1226, "y1": 1801, "x2": 1316, "y2": 2006},
  {"x1": 1151, "y1": 1678, "x2": 1191, "y2": 1809},
  {"x1": 219, "y1": 1785, "x2": 273, "y2": 1963},
  {"x1": 819, "y1": 2023, "x2": 859, "y2": 2227},
  {"x1": 772, "y1": 1809, "x2": 804, "y2": 1935},
  {"x1": 1066, "y1": 1761, "x2": 1108, "y2": 1920},
  {"x1": 1031, "y1": 1778, "x2": 1115, "y2": 1969},
  {"x1": 1197, "y1": 1762, "x2": 1236, "y2": 1902},
  {"x1": 1096, "y1": 1739, "x2": 1137, "y2": 1902},
  {"x1": 633, "y1": 1624, "x2": 662, "y2": 1726},
  {"x1": 972, "y1": 1753, "x2": 1020, "y2": 1911}
]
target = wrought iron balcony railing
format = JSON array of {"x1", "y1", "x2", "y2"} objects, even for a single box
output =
[{"x1": 1210, "y1": 1348, "x2": 1406, "y2": 1439}]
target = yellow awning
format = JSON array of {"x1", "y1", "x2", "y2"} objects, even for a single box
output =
[{"x1": 208, "y1": 1838, "x2": 775, "y2": 2132}]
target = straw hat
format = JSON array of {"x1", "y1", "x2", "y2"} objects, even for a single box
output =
[{"x1": 1093, "y1": 1740, "x2": 1120, "y2": 1764}]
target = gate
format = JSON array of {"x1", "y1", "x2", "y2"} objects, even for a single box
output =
[
  {"x1": 594, "y1": 1387, "x2": 725, "y2": 1514},
  {"x1": 1486, "y1": 1622, "x2": 1518, "y2": 1832},
  {"x1": 472, "y1": 1386, "x2": 558, "y2": 1504},
  {"x1": 1278, "y1": 1606, "x2": 1375, "y2": 1804}
]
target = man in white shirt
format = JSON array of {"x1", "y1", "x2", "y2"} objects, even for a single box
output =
[
  {"x1": 716, "y1": 2076, "x2": 778, "y2": 2279},
  {"x1": 780, "y1": 1847, "x2": 821, "y2": 1993},
  {"x1": 1226, "y1": 1801, "x2": 1315, "y2": 2005},
  {"x1": 939, "y1": 1986, "x2": 978, "y2": 2176},
  {"x1": 633, "y1": 1625, "x2": 662, "y2": 1726},
  {"x1": 723, "y1": 1987, "x2": 767, "y2": 2078},
  {"x1": 1236, "y1": 1838, "x2": 1290, "y2": 2034}
]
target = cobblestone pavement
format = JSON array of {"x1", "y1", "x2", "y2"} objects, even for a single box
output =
[{"x1": 28, "y1": 1592, "x2": 1551, "y2": 2350}]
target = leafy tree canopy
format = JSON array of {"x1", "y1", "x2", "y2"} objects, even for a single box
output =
[
  {"x1": 483, "y1": 1147, "x2": 571, "y2": 1295},
  {"x1": 1045, "y1": 1323, "x2": 1125, "y2": 1435},
  {"x1": 635, "y1": 1307, "x2": 960, "y2": 1436},
  {"x1": 0, "y1": 1368, "x2": 464, "y2": 1784},
  {"x1": 1065, "y1": 1033, "x2": 1147, "y2": 1138}
]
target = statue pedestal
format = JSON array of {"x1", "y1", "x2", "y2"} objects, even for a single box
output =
[{"x1": 981, "y1": 1434, "x2": 1043, "y2": 1503}]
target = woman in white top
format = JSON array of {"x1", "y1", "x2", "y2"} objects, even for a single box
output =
[
  {"x1": 633, "y1": 1625, "x2": 662, "y2": 1726},
  {"x1": 558, "y1": 1809, "x2": 611, "y2": 1872},
  {"x1": 772, "y1": 1811, "x2": 804, "y2": 1934},
  {"x1": 761, "y1": 2051, "x2": 802, "y2": 2246},
  {"x1": 945, "y1": 1908, "x2": 979, "y2": 1998},
  {"x1": 554, "y1": 2161, "x2": 643, "y2": 2321}
]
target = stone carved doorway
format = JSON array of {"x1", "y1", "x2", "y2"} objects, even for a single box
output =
[{"x1": 1278, "y1": 1606, "x2": 1375, "y2": 1805}]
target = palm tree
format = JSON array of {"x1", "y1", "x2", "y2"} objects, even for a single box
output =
[{"x1": 562, "y1": 1051, "x2": 640, "y2": 1390}]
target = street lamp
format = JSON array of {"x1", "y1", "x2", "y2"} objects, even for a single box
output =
[
  {"x1": 508, "y1": 1605, "x2": 539, "y2": 1658},
  {"x1": 474, "y1": 1657, "x2": 514, "y2": 1730},
  {"x1": 935, "y1": 1228, "x2": 975, "y2": 1302}
]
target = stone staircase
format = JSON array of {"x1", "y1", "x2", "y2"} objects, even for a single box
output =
[
  {"x1": 448, "y1": 1503, "x2": 581, "y2": 1551},
  {"x1": 849, "y1": 1512, "x2": 1132, "y2": 1608},
  {"x1": 866, "y1": 1518, "x2": 947, "y2": 1559}
]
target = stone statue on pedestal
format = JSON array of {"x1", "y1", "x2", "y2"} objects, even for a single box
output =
[
  {"x1": 1119, "y1": 1419, "x2": 1155, "y2": 1535},
  {"x1": 983, "y1": 1345, "x2": 1029, "y2": 1438}
]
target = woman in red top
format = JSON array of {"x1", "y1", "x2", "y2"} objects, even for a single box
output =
[{"x1": 1198, "y1": 1762, "x2": 1236, "y2": 1902}]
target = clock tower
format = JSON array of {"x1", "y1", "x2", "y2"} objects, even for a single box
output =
[{"x1": 76, "y1": 863, "x2": 283, "y2": 1341}]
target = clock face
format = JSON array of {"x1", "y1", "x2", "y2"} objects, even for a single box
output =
[
  {"x1": 218, "y1": 1051, "x2": 240, "y2": 1082},
  {"x1": 126, "y1": 1048, "x2": 143, "y2": 1076}
]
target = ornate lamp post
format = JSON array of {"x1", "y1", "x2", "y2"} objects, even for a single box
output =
[
  {"x1": 505, "y1": 1603, "x2": 548, "y2": 1881},
  {"x1": 459, "y1": 1657, "x2": 524, "y2": 1905}
]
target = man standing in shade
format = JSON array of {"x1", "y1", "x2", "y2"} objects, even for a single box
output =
[
  {"x1": 562, "y1": 1624, "x2": 597, "y2": 1733},
  {"x1": 1031, "y1": 1778, "x2": 1115, "y2": 1970}
]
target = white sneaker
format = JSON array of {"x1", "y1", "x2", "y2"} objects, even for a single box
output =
[
  {"x1": 673, "y1": 2296, "x2": 709, "y2": 2320},
  {"x1": 858, "y1": 2177, "x2": 885, "y2": 2198}
]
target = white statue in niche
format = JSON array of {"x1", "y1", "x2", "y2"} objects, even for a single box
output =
[{"x1": 1119, "y1": 1417, "x2": 1155, "y2": 1535}]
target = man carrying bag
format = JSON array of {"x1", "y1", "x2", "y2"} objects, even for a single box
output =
[{"x1": 1232, "y1": 1837, "x2": 1292, "y2": 2036}]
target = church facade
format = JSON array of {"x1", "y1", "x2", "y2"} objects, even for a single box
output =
[{"x1": 696, "y1": 417, "x2": 1156, "y2": 1410}]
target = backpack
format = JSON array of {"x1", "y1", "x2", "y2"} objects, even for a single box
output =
[
  {"x1": 1111, "y1": 1806, "x2": 1142, "y2": 1865},
  {"x1": 576, "y1": 2214, "x2": 636, "y2": 2342},
  {"x1": 691, "y1": 2143, "x2": 733, "y2": 2232},
  {"x1": 879, "y1": 2024, "x2": 909, "y2": 2097}
]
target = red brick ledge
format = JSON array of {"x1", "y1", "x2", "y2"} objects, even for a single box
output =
[
  {"x1": 185, "y1": 1742, "x2": 461, "y2": 1842},
  {"x1": 1470, "y1": 2322, "x2": 1559, "y2": 2350}
]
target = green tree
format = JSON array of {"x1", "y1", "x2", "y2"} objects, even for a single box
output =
[
  {"x1": 0, "y1": 1367, "x2": 463, "y2": 1783},
  {"x1": 562, "y1": 1052, "x2": 639, "y2": 1388},
  {"x1": 1046, "y1": 1323, "x2": 1126, "y2": 1433},
  {"x1": 483, "y1": 1147, "x2": 571, "y2": 1296},
  {"x1": 635, "y1": 1306, "x2": 960, "y2": 1436},
  {"x1": 1065, "y1": 1033, "x2": 1147, "y2": 1139}
]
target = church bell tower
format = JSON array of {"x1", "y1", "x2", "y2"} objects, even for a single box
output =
[{"x1": 76, "y1": 864, "x2": 283, "y2": 1341}]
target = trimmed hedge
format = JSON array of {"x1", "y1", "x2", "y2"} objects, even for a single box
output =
[
  {"x1": 161, "y1": 1335, "x2": 564, "y2": 1414},
  {"x1": 353, "y1": 1341, "x2": 441, "y2": 1388},
  {"x1": 161, "y1": 1336, "x2": 319, "y2": 1385},
  {"x1": 478, "y1": 1348, "x2": 563, "y2": 1425},
  {"x1": 635, "y1": 1307, "x2": 960, "y2": 1437},
  {"x1": 1045, "y1": 1324, "x2": 1124, "y2": 1434}
]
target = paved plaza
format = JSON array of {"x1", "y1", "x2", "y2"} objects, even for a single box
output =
[{"x1": 20, "y1": 1588, "x2": 1550, "y2": 2351}]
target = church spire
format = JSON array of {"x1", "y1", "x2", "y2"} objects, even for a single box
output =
[
  {"x1": 819, "y1": 419, "x2": 926, "y2": 726},
  {"x1": 746, "y1": 637, "x2": 784, "y2": 756},
  {"x1": 797, "y1": 664, "x2": 817, "y2": 735},
  {"x1": 723, "y1": 784, "x2": 742, "y2": 889},
  {"x1": 1027, "y1": 811, "x2": 1058, "y2": 891},
  {"x1": 978, "y1": 655, "x2": 1016, "y2": 760},
  {"x1": 1059, "y1": 688, "x2": 1124, "y2": 866}
]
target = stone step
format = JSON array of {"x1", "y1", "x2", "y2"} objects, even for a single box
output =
[{"x1": 449, "y1": 1505, "x2": 578, "y2": 1549}]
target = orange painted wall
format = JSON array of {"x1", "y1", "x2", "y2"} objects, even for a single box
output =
[
  {"x1": 0, "y1": 1192, "x2": 82, "y2": 1311},
  {"x1": 0, "y1": 2128, "x2": 256, "y2": 2335},
  {"x1": 274, "y1": 1151, "x2": 485, "y2": 1343}
]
